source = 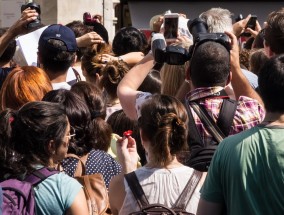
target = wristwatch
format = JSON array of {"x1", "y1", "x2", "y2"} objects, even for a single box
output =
[{"x1": 117, "y1": 56, "x2": 123, "y2": 62}]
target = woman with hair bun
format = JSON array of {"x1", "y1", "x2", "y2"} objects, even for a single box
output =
[
  {"x1": 109, "y1": 94, "x2": 203, "y2": 215},
  {"x1": 100, "y1": 60, "x2": 129, "y2": 119}
]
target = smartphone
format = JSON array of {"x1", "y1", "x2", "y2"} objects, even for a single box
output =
[
  {"x1": 163, "y1": 13, "x2": 179, "y2": 39},
  {"x1": 242, "y1": 15, "x2": 257, "y2": 37}
]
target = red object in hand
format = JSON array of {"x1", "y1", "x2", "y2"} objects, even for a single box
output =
[{"x1": 123, "y1": 130, "x2": 133, "y2": 137}]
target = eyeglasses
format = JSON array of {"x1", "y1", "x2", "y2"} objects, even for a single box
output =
[{"x1": 66, "y1": 126, "x2": 76, "y2": 141}]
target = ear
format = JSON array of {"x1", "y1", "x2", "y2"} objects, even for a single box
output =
[
  {"x1": 71, "y1": 55, "x2": 77, "y2": 66},
  {"x1": 264, "y1": 41, "x2": 274, "y2": 57},
  {"x1": 226, "y1": 71, "x2": 232, "y2": 86},
  {"x1": 48, "y1": 140, "x2": 56, "y2": 154},
  {"x1": 37, "y1": 52, "x2": 43, "y2": 66}
]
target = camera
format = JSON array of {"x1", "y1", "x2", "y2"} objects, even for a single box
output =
[
  {"x1": 83, "y1": 12, "x2": 99, "y2": 26},
  {"x1": 152, "y1": 18, "x2": 231, "y2": 65},
  {"x1": 21, "y1": 3, "x2": 41, "y2": 29}
]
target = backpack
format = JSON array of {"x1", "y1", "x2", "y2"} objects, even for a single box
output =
[
  {"x1": 184, "y1": 97, "x2": 238, "y2": 172},
  {"x1": 125, "y1": 170, "x2": 202, "y2": 215},
  {"x1": 66, "y1": 154, "x2": 111, "y2": 215},
  {"x1": 0, "y1": 167, "x2": 59, "y2": 215}
]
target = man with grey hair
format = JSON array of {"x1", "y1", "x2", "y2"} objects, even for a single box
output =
[
  {"x1": 199, "y1": 7, "x2": 258, "y2": 89},
  {"x1": 199, "y1": 7, "x2": 233, "y2": 33}
]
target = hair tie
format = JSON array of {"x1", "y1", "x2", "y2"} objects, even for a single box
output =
[{"x1": 91, "y1": 111, "x2": 102, "y2": 119}]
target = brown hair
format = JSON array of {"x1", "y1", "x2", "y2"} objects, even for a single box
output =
[
  {"x1": 81, "y1": 44, "x2": 112, "y2": 84},
  {"x1": 138, "y1": 94, "x2": 188, "y2": 167},
  {"x1": 0, "y1": 66, "x2": 52, "y2": 110},
  {"x1": 264, "y1": 9, "x2": 284, "y2": 54},
  {"x1": 100, "y1": 60, "x2": 129, "y2": 100}
]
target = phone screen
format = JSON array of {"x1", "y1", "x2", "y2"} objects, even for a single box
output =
[{"x1": 164, "y1": 16, "x2": 178, "y2": 39}]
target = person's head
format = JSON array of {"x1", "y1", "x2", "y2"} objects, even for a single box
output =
[
  {"x1": 0, "y1": 28, "x2": 16, "y2": 67},
  {"x1": 11, "y1": 101, "x2": 69, "y2": 173},
  {"x1": 81, "y1": 45, "x2": 111, "y2": 86},
  {"x1": 38, "y1": 24, "x2": 77, "y2": 74},
  {"x1": 249, "y1": 48, "x2": 269, "y2": 76},
  {"x1": 160, "y1": 62, "x2": 188, "y2": 96},
  {"x1": 199, "y1": 7, "x2": 233, "y2": 33},
  {"x1": 65, "y1": 20, "x2": 92, "y2": 62},
  {"x1": 71, "y1": 81, "x2": 107, "y2": 119},
  {"x1": 71, "y1": 82, "x2": 112, "y2": 153},
  {"x1": 189, "y1": 41, "x2": 230, "y2": 88},
  {"x1": 239, "y1": 48, "x2": 250, "y2": 70},
  {"x1": 92, "y1": 22, "x2": 109, "y2": 44},
  {"x1": 112, "y1": 27, "x2": 148, "y2": 56},
  {"x1": 138, "y1": 69, "x2": 161, "y2": 95},
  {"x1": 258, "y1": 54, "x2": 284, "y2": 112},
  {"x1": 252, "y1": 29, "x2": 265, "y2": 49},
  {"x1": 100, "y1": 60, "x2": 129, "y2": 100},
  {"x1": 138, "y1": 94, "x2": 188, "y2": 167},
  {"x1": 0, "y1": 66, "x2": 52, "y2": 111},
  {"x1": 42, "y1": 88, "x2": 110, "y2": 154},
  {"x1": 264, "y1": 9, "x2": 284, "y2": 56},
  {"x1": 107, "y1": 109, "x2": 146, "y2": 165},
  {"x1": 0, "y1": 108, "x2": 23, "y2": 180}
]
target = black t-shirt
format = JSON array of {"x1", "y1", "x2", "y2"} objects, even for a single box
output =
[{"x1": 0, "y1": 67, "x2": 14, "y2": 90}]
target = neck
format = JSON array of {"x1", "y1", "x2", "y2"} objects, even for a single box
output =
[
  {"x1": 262, "y1": 112, "x2": 284, "y2": 125},
  {"x1": 145, "y1": 155, "x2": 183, "y2": 169},
  {"x1": 45, "y1": 70, "x2": 68, "y2": 83}
]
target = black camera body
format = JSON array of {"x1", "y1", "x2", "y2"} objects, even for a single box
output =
[
  {"x1": 21, "y1": 3, "x2": 41, "y2": 29},
  {"x1": 83, "y1": 12, "x2": 98, "y2": 26},
  {"x1": 155, "y1": 45, "x2": 189, "y2": 65},
  {"x1": 153, "y1": 18, "x2": 231, "y2": 65}
]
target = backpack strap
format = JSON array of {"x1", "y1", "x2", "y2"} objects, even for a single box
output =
[
  {"x1": 190, "y1": 102, "x2": 225, "y2": 143},
  {"x1": 185, "y1": 99, "x2": 204, "y2": 152},
  {"x1": 216, "y1": 99, "x2": 238, "y2": 136},
  {"x1": 124, "y1": 171, "x2": 149, "y2": 209},
  {"x1": 173, "y1": 170, "x2": 202, "y2": 210},
  {"x1": 24, "y1": 167, "x2": 59, "y2": 186}
]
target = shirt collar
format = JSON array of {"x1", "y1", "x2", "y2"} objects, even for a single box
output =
[{"x1": 186, "y1": 86, "x2": 225, "y2": 101}]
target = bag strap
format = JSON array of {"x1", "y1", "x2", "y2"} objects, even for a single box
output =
[
  {"x1": 173, "y1": 170, "x2": 202, "y2": 210},
  {"x1": 124, "y1": 171, "x2": 149, "y2": 209},
  {"x1": 67, "y1": 68, "x2": 82, "y2": 86},
  {"x1": 190, "y1": 102, "x2": 225, "y2": 143},
  {"x1": 216, "y1": 99, "x2": 238, "y2": 136},
  {"x1": 66, "y1": 153, "x2": 89, "y2": 177},
  {"x1": 24, "y1": 167, "x2": 59, "y2": 186},
  {"x1": 185, "y1": 99, "x2": 204, "y2": 152}
]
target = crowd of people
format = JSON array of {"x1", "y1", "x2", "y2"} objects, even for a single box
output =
[{"x1": 0, "y1": 4, "x2": 284, "y2": 215}]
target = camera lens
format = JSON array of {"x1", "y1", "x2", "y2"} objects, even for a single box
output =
[{"x1": 187, "y1": 18, "x2": 208, "y2": 41}]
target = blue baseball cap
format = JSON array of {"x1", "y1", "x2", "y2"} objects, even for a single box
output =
[{"x1": 38, "y1": 24, "x2": 77, "y2": 52}]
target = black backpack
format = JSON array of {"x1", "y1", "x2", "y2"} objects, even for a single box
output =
[
  {"x1": 125, "y1": 170, "x2": 202, "y2": 215},
  {"x1": 184, "y1": 98, "x2": 238, "y2": 172}
]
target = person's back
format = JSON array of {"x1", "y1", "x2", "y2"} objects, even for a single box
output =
[
  {"x1": 198, "y1": 54, "x2": 284, "y2": 215},
  {"x1": 110, "y1": 94, "x2": 204, "y2": 215},
  {"x1": 186, "y1": 40, "x2": 264, "y2": 147}
]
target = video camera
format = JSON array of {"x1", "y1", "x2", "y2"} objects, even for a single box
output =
[
  {"x1": 153, "y1": 18, "x2": 231, "y2": 65},
  {"x1": 21, "y1": 2, "x2": 41, "y2": 29}
]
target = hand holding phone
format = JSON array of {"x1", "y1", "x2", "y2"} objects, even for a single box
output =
[
  {"x1": 242, "y1": 15, "x2": 257, "y2": 37},
  {"x1": 163, "y1": 13, "x2": 179, "y2": 39}
]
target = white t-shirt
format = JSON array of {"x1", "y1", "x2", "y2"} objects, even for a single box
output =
[
  {"x1": 119, "y1": 165, "x2": 201, "y2": 215},
  {"x1": 52, "y1": 82, "x2": 71, "y2": 90}
]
